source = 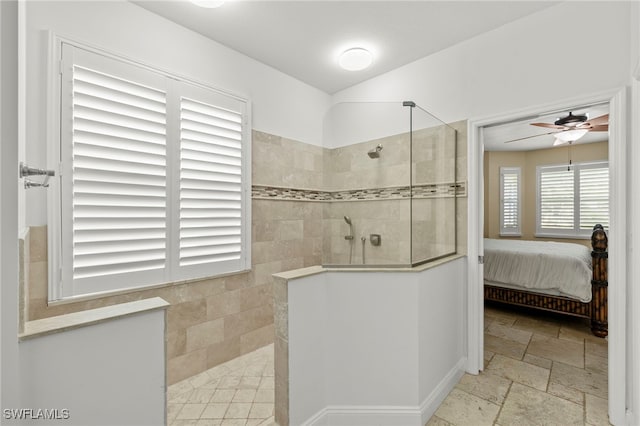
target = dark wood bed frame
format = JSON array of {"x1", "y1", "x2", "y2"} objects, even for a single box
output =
[{"x1": 484, "y1": 224, "x2": 608, "y2": 338}]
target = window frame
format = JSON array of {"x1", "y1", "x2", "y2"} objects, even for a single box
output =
[
  {"x1": 535, "y1": 160, "x2": 609, "y2": 239},
  {"x1": 499, "y1": 166, "x2": 521, "y2": 237},
  {"x1": 48, "y1": 36, "x2": 252, "y2": 302}
]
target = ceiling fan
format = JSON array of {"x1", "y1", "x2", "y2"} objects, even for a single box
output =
[{"x1": 505, "y1": 112, "x2": 609, "y2": 145}]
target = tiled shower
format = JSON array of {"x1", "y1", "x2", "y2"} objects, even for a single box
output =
[{"x1": 20, "y1": 101, "x2": 467, "y2": 391}]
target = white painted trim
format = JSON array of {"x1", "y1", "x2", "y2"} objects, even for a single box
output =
[
  {"x1": 607, "y1": 89, "x2": 627, "y2": 426},
  {"x1": 466, "y1": 120, "x2": 483, "y2": 374},
  {"x1": 0, "y1": 0, "x2": 21, "y2": 410},
  {"x1": 467, "y1": 89, "x2": 627, "y2": 424},
  {"x1": 630, "y1": 76, "x2": 640, "y2": 426},
  {"x1": 300, "y1": 358, "x2": 466, "y2": 426},
  {"x1": 419, "y1": 357, "x2": 467, "y2": 425}
]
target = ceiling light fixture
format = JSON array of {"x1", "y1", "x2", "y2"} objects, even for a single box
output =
[
  {"x1": 553, "y1": 128, "x2": 589, "y2": 146},
  {"x1": 190, "y1": 0, "x2": 225, "y2": 8},
  {"x1": 338, "y1": 48, "x2": 373, "y2": 71}
]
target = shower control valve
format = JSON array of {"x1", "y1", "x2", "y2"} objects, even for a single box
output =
[{"x1": 370, "y1": 234, "x2": 381, "y2": 246}]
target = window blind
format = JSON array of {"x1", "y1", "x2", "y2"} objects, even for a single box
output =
[
  {"x1": 179, "y1": 97, "x2": 243, "y2": 267},
  {"x1": 54, "y1": 42, "x2": 250, "y2": 300},
  {"x1": 71, "y1": 65, "x2": 168, "y2": 279},
  {"x1": 536, "y1": 161, "x2": 608, "y2": 237},
  {"x1": 579, "y1": 166, "x2": 609, "y2": 230},
  {"x1": 539, "y1": 168, "x2": 574, "y2": 230},
  {"x1": 500, "y1": 167, "x2": 520, "y2": 235}
]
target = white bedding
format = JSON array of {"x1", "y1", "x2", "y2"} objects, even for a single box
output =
[{"x1": 484, "y1": 238, "x2": 592, "y2": 302}]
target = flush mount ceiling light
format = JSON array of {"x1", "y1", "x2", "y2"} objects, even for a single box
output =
[
  {"x1": 553, "y1": 128, "x2": 589, "y2": 146},
  {"x1": 190, "y1": 0, "x2": 225, "y2": 8},
  {"x1": 338, "y1": 48, "x2": 373, "y2": 71}
]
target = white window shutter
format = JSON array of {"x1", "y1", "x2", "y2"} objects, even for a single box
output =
[
  {"x1": 536, "y1": 161, "x2": 608, "y2": 238},
  {"x1": 500, "y1": 167, "x2": 520, "y2": 236},
  {"x1": 179, "y1": 97, "x2": 244, "y2": 270},
  {"x1": 579, "y1": 166, "x2": 609, "y2": 230},
  {"x1": 539, "y1": 168, "x2": 574, "y2": 230},
  {"x1": 69, "y1": 65, "x2": 168, "y2": 292},
  {"x1": 55, "y1": 43, "x2": 250, "y2": 300}
]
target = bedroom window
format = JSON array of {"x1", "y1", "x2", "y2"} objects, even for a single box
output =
[
  {"x1": 51, "y1": 42, "x2": 251, "y2": 301},
  {"x1": 499, "y1": 167, "x2": 521, "y2": 236},
  {"x1": 536, "y1": 161, "x2": 608, "y2": 238}
]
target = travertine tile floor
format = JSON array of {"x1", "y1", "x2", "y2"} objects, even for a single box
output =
[
  {"x1": 428, "y1": 303, "x2": 611, "y2": 426},
  {"x1": 168, "y1": 303, "x2": 609, "y2": 426},
  {"x1": 167, "y1": 344, "x2": 276, "y2": 426}
]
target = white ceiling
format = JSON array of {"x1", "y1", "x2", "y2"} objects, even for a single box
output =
[
  {"x1": 482, "y1": 103, "x2": 610, "y2": 152},
  {"x1": 133, "y1": 1, "x2": 558, "y2": 94}
]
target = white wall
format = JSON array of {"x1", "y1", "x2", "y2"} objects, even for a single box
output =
[
  {"x1": 19, "y1": 309, "x2": 166, "y2": 426},
  {"x1": 287, "y1": 259, "x2": 466, "y2": 426},
  {"x1": 287, "y1": 272, "x2": 327, "y2": 426},
  {"x1": 418, "y1": 260, "x2": 465, "y2": 407},
  {"x1": 1, "y1": 0, "x2": 22, "y2": 418},
  {"x1": 330, "y1": 2, "x2": 632, "y2": 147},
  {"x1": 23, "y1": 0, "x2": 331, "y2": 226}
]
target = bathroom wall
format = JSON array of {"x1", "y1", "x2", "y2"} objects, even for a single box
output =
[
  {"x1": 22, "y1": 0, "x2": 330, "y2": 386},
  {"x1": 23, "y1": 130, "x2": 325, "y2": 385}
]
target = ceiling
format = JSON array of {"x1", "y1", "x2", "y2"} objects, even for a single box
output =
[
  {"x1": 482, "y1": 103, "x2": 610, "y2": 152},
  {"x1": 133, "y1": 1, "x2": 558, "y2": 94}
]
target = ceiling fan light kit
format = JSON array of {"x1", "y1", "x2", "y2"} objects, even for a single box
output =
[
  {"x1": 554, "y1": 128, "x2": 589, "y2": 144},
  {"x1": 503, "y1": 112, "x2": 609, "y2": 146}
]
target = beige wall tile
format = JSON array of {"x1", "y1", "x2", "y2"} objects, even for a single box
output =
[
  {"x1": 224, "y1": 304, "x2": 273, "y2": 340},
  {"x1": 241, "y1": 324, "x2": 275, "y2": 355},
  {"x1": 168, "y1": 348, "x2": 208, "y2": 385},
  {"x1": 186, "y1": 318, "x2": 225, "y2": 352},
  {"x1": 207, "y1": 336, "x2": 242, "y2": 370},
  {"x1": 207, "y1": 291, "x2": 242, "y2": 320},
  {"x1": 29, "y1": 225, "x2": 47, "y2": 262},
  {"x1": 167, "y1": 329, "x2": 187, "y2": 359},
  {"x1": 168, "y1": 299, "x2": 208, "y2": 334}
]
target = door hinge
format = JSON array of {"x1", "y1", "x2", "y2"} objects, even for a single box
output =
[{"x1": 478, "y1": 255, "x2": 484, "y2": 264}]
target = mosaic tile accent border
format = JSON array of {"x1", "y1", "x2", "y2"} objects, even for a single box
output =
[{"x1": 252, "y1": 182, "x2": 466, "y2": 202}]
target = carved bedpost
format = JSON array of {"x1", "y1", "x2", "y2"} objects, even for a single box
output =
[{"x1": 590, "y1": 224, "x2": 608, "y2": 337}]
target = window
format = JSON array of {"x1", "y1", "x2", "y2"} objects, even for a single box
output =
[
  {"x1": 51, "y1": 42, "x2": 251, "y2": 300},
  {"x1": 536, "y1": 161, "x2": 608, "y2": 238},
  {"x1": 499, "y1": 167, "x2": 521, "y2": 236}
]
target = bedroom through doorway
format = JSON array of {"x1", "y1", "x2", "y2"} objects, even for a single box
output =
[{"x1": 467, "y1": 90, "x2": 627, "y2": 425}]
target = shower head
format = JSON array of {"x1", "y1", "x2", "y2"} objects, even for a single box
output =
[
  {"x1": 368, "y1": 144, "x2": 383, "y2": 159},
  {"x1": 343, "y1": 215, "x2": 352, "y2": 225}
]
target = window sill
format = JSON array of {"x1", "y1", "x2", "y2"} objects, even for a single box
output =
[
  {"x1": 499, "y1": 233, "x2": 521, "y2": 237},
  {"x1": 19, "y1": 297, "x2": 169, "y2": 341},
  {"x1": 48, "y1": 268, "x2": 251, "y2": 306}
]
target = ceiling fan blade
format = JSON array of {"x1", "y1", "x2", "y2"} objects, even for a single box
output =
[
  {"x1": 583, "y1": 113, "x2": 609, "y2": 127},
  {"x1": 504, "y1": 130, "x2": 559, "y2": 143},
  {"x1": 530, "y1": 122, "x2": 566, "y2": 129},
  {"x1": 588, "y1": 125, "x2": 609, "y2": 132}
]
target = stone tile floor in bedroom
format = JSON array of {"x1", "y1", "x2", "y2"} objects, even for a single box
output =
[
  {"x1": 167, "y1": 344, "x2": 275, "y2": 426},
  {"x1": 427, "y1": 303, "x2": 610, "y2": 426}
]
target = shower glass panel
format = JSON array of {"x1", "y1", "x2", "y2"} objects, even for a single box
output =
[
  {"x1": 411, "y1": 105, "x2": 458, "y2": 265},
  {"x1": 322, "y1": 101, "x2": 457, "y2": 267}
]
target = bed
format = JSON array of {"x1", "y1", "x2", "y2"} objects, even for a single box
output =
[{"x1": 483, "y1": 224, "x2": 608, "y2": 337}]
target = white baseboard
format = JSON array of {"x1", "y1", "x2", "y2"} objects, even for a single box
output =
[
  {"x1": 420, "y1": 357, "x2": 467, "y2": 425},
  {"x1": 302, "y1": 357, "x2": 467, "y2": 426}
]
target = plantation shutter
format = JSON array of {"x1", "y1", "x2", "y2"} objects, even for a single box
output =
[
  {"x1": 539, "y1": 167, "x2": 574, "y2": 230},
  {"x1": 536, "y1": 161, "x2": 608, "y2": 237},
  {"x1": 500, "y1": 167, "x2": 520, "y2": 235},
  {"x1": 178, "y1": 92, "x2": 245, "y2": 274},
  {"x1": 56, "y1": 43, "x2": 251, "y2": 300},
  {"x1": 579, "y1": 166, "x2": 609, "y2": 230}
]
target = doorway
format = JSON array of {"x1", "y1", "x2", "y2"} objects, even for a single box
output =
[{"x1": 467, "y1": 89, "x2": 627, "y2": 425}]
